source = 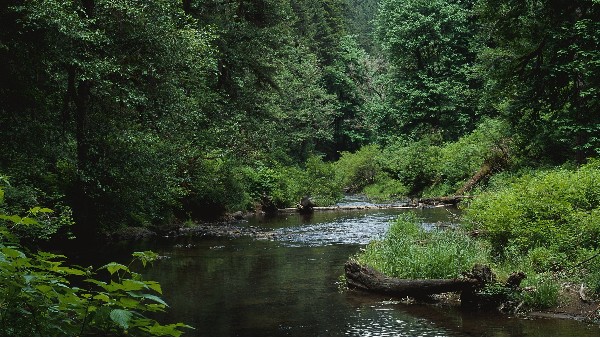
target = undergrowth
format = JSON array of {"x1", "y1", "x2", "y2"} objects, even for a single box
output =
[{"x1": 357, "y1": 213, "x2": 490, "y2": 279}]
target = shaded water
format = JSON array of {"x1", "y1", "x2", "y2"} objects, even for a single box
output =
[{"x1": 90, "y1": 200, "x2": 600, "y2": 336}]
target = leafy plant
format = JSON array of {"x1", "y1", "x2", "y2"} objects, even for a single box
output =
[
  {"x1": 377, "y1": 135, "x2": 442, "y2": 195},
  {"x1": 519, "y1": 273, "x2": 560, "y2": 309},
  {"x1": 357, "y1": 213, "x2": 490, "y2": 279},
  {"x1": 0, "y1": 186, "x2": 191, "y2": 336},
  {"x1": 363, "y1": 174, "x2": 408, "y2": 202},
  {"x1": 335, "y1": 144, "x2": 382, "y2": 193}
]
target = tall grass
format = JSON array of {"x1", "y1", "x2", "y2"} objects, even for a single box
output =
[{"x1": 357, "y1": 213, "x2": 490, "y2": 279}]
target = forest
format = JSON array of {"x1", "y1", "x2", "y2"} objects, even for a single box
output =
[{"x1": 1, "y1": 0, "x2": 599, "y2": 335}]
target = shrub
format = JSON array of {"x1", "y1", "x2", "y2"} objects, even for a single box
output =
[
  {"x1": 335, "y1": 145, "x2": 382, "y2": 193},
  {"x1": 520, "y1": 273, "x2": 560, "y2": 309},
  {"x1": 357, "y1": 213, "x2": 490, "y2": 279},
  {"x1": 289, "y1": 155, "x2": 344, "y2": 206},
  {"x1": 434, "y1": 118, "x2": 511, "y2": 194},
  {"x1": 574, "y1": 248, "x2": 600, "y2": 294},
  {"x1": 180, "y1": 156, "x2": 246, "y2": 220},
  {"x1": 240, "y1": 156, "x2": 343, "y2": 210},
  {"x1": 377, "y1": 135, "x2": 442, "y2": 195},
  {"x1": 463, "y1": 160, "x2": 600, "y2": 259},
  {"x1": 363, "y1": 174, "x2": 408, "y2": 202},
  {"x1": 527, "y1": 247, "x2": 567, "y2": 273},
  {"x1": 0, "y1": 186, "x2": 190, "y2": 336}
]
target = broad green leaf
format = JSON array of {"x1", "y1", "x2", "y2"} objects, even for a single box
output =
[
  {"x1": 142, "y1": 322, "x2": 192, "y2": 337},
  {"x1": 145, "y1": 281, "x2": 163, "y2": 294},
  {"x1": 55, "y1": 266, "x2": 87, "y2": 276},
  {"x1": 93, "y1": 293, "x2": 111, "y2": 303},
  {"x1": 1, "y1": 247, "x2": 25, "y2": 258},
  {"x1": 0, "y1": 215, "x2": 22, "y2": 224},
  {"x1": 20, "y1": 217, "x2": 38, "y2": 225},
  {"x1": 139, "y1": 293, "x2": 168, "y2": 307},
  {"x1": 36, "y1": 285, "x2": 53, "y2": 294},
  {"x1": 118, "y1": 297, "x2": 140, "y2": 308},
  {"x1": 110, "y1": 309, "x2": 133, "y2": 329},
  {"x1": 101, "y1": 262, "x2": 129, "y2": 275},
  {"x1": 121, "y1": 279, "x2": 147, "y2": 291},
  {"x1": 132, "y1": 251, "x2": 159, "y2": 267}
]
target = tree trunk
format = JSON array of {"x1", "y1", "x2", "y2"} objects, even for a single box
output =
[
  {"x1": 344, "y1": 261, "x2": 481, "y2": 299},
  {"x1": 345, "y1": 261, "x2": 526, "y2": 308}
]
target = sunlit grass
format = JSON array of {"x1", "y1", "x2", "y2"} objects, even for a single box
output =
[{"x1": 356, "y1": 213, "x2": 490, "y2": 279}]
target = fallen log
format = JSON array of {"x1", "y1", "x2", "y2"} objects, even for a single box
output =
[
  {"x1": 417, "y1": 195, "x2": 472, "y2": 206},
  {"x1": 278, "y1": 204, "x2": 414, "y2": 214},
  {"x1": 344, "y1": 261, "x2": 481, "y2": 299},
  {"x1": 345, "y1": 261, "x2": 526, "y2": 308}
]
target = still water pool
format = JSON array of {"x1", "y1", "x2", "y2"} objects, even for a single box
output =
[{"x1": 84, "y1": 202, "x2": 600, "y2": 336}]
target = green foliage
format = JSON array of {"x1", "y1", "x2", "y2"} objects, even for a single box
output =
[
  {"x1": 334, "y1": 119, "x2": 511, "y2": 199},
  {"x1": 0, "y1": 246, "x2": 190, "y2": 336},
  {"x1": 377, "y1": 135, "x2": 442, "y2": 195},
  {"x1": 464, "y1": 160, "x2": 600, "y2": 257},
  {"x1": 519, "y1": 273, "x2": 560, "y2": 309},
  {"x1": 432, "y1": 118, "x2": 512, "y2": 193},
  {"x1": 335, "y1": 145, "x2": 382, "y2": 192},
  {"x1": 0, "y1": 187, "x2": 190, "y2": 336},
  {"x1": 241, "y1": 157, "x2": 344, "y2": 209},
  {"x1": 290, "y1": 156, "x2": 344, "y2": 207},
  {"x1": 357, "y1": 213, "x2": 490, "y2": 279},
  {"x1": 574, "y1": 248, "x2": 600, "y2": 294},
  {"x1": 363, "y1": 175, "x2": 408, "y2": 202},
  {"x1": 374, "y1": 0, "x2": 482, "y2": 140},
  {"x1": 0, "y1": 180, "x2": 74, "y2": 243},
  {"x1": 179, "y1": 156, "x2": 246, "y2": 220},
  {"x1": 476, "y1": 0, "x2": 600, "y2": 163}
]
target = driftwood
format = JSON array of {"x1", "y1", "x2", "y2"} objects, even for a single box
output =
[
  {"x1": 417, "y1": 195, "x2": 471, "y2": 206},
  {"x1": 297, "y1": 196, "x2": 317, "y2": 214},
  {"x1": 279, "y1": 204, "x2": 415, "y2": 214},
  {"x1": 345, "y1": 261, "x2": 525, "y2": 307},
  {"x1": 277, "y1": 195, "x2": 473, "y2": 215},
  {"x1": 344, "y1": 261, "x2": 482, "y2": 299}
]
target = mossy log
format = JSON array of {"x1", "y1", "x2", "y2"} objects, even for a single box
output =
[
  {"x1": 344, "y1": 261, "x2": 481, "y2": 299},
  {"x1": 345, "y1": 261, "x2": 526, "y2": 308}
]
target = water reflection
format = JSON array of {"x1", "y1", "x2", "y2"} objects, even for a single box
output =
[
  {"x1": 81, "y1": 204, "x2": 600, "y2": 336},
  {"x1": 344, "y1": 306, "x2": 449, "y2": 337}
]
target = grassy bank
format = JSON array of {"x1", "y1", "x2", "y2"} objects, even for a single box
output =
[{"x1": 352, "y1": 160, "x2": 600, "y2": 313}]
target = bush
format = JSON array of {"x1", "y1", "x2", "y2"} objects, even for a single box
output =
[
  {"x1": 335, "y1": 145, "x2": 382, "y2": 193},
  {"x1": 289, "y1": 156, "x2": 344, "y2": 206},
  {"x1": 179, "y1": 156, "x2": 246, "y2": 220},
  {"x1": 463, "y1": 160, "x2": 600, "y2": 258},
  {"x1": 520, "y1": 273, "x2": 560, "y2": 309},
  {"x1": 363, "y1": 174, "x2": 408, "y2": 202},
  {"x1": 357, "y1": 213, "x2": 490, "y2": 279},
  {"x1": 574, "y1": 248, "x2": 600, "y2": 294},
  {"x1": 377, "y1": 135, "x2": 442, "y2": 195},
  {"x1": 433, "y1": 118, "x2": 512, "y2": 194},
  {"x1": 527, "y1": 247, "x2": 567, "y2": 273},
  {"x1": 0, "y1": 186, "x2": 190, "y2": 336},
  {"x1": 240, "y1": 156, "x2": 343, "y2": 210}
]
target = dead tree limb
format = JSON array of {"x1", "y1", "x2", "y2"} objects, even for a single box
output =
[{"x1": 344, "y1": 261, "x2": 481, "y2": 298}]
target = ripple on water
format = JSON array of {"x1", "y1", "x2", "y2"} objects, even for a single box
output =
[
  {"x1": 273, "y1": 213, "x2": 392, "y2": 247},
  {"x1": 344, "y1": 305, "x2": 449, "y2": 337},
  {"x1": 272, "y1": 212, "x2": 458, "y2": 247}
]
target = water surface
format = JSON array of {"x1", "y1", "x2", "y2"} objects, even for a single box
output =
[{"x1": 90, "y1": 202, "x2": 600, "y2": 336}]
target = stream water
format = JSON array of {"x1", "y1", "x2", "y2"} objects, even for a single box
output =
[{"x1": 85, "y1": 198, "x2": 600, "y2": 336}]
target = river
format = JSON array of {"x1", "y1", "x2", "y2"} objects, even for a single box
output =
[{"x1": 84, "y1": 198, "x2": 600, "y2": 336}]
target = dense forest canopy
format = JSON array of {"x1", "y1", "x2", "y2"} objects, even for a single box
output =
[
  {"x1": 1, "y1": 0, "x2": 600, "y2": 335},
  {"x1": 0, "y1": 0, "x2": 598, "y2": 237}
]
